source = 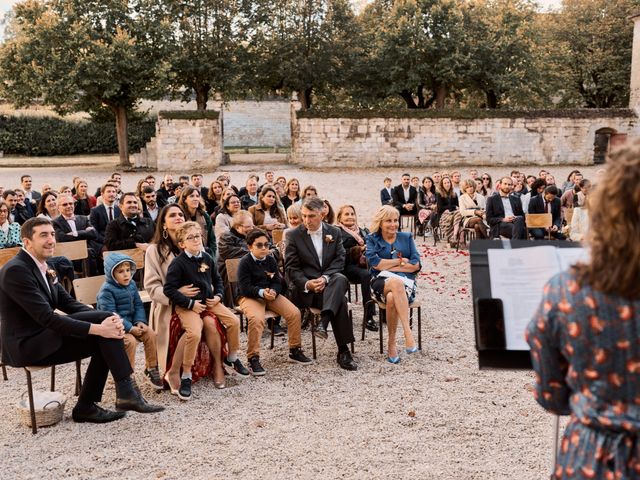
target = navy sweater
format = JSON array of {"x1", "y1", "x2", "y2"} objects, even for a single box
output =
[
  {"x1": 237, "y1": 253, "x2": 282, "y2": 299},
  {"x1": 164, "y1": 251, "x2": 225, "y2": 310}
]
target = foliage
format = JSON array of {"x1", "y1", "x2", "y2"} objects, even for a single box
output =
[
  {"x1": 0, "y1": 115, "x2": 156, "y2": 156},
  {"x1": 158, "y1": 110, "x2": 220, "y2": 120}
]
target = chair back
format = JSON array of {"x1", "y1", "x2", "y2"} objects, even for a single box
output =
[
  {"x1": 72, "y1": 276, "x2": 105, "y2": 305},
  {"x1": 272, "y1": 229, "x2": 284, "y2": 244},
  {"x1": 103, "y1": 248, "x2": 145, "y2": 269},
  {"x1": 525, "y1": 213, "x2": 552, "y2": 229},
  {"x1": 54, "y1": 240, "x2": 88, "y2": 261},
  {"x1": 564, "y1": 208, "x2": 574, "y2": 225},
  {"x1": 0, "y1": 247, "x2": 20, "y2": 269},
  {"x1": 225, "y1": 258, "x2": 241, "y2": 284}
]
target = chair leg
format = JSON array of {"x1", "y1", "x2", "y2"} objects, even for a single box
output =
[
  {"x1": 362, "y1": 301, "x2": 369, "y2": 341},
  {"x1": 26, "y1": 369, "x2": 37, "y2": 434},
  {"x1": 1, "y1": 364, "x2": 7, "y2": 381},
  {"x1": 75, "y1": 360, "x2": 82, "y2": 396},
  {"x1": 50, "y1": 365, "x2": 56, "y2": 392},
  {"x1": 270, "y1": 320, "x2": 275, "y2": 350},
  {"x1": 379, "y1": 310, "x2": 385, "y2": 355},
  {"x1": 311, "y1": 313, "x2": 317, "y2": 360},
  {"x1": 349, "y1": 308, "x2": 355, "y2": 353},
  {"x1": 418, "y1": 307, "x2": 422, "y2": 351}
]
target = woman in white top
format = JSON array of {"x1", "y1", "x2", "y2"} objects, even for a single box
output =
[
  {"x1": 214, "y1": 194, "x2": 242, "y2": 240},
  {"x1": 570, "y1": 192, "x2": 590, "y2": 242},
  {"x1": 35, "y1": 191, "x2": 60, "y2": 219}
]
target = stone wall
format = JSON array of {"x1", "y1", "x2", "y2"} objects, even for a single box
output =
[
  {"x1": 133, "y1": 115, "x2": 223, "y2": 172},
  {"x1": 291, "y1": 112, "x2": 640, "y2": 168}
]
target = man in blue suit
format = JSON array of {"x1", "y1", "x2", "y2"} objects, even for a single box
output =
[{"x1": 90, "y1": 183, "x2": 120, "y2": 243}]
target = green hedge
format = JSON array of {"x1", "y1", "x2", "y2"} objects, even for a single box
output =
[
  {"x1": 0, "y1": 115, "x2": 156, "y2": 156},
  {"x1": 158, "y1": 110, "x2": 219, "y2": 120},
  {"x1": 296, "y1": 107, "x2": 637, "y2": 120}
]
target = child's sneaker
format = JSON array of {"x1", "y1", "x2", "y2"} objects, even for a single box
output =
[
  {"x1": 178, "y1": 377, "x2": 192, "y2": 401},
  {"x1": 248, "y1": 356, "x2": 266, "y2": 376},
  {"x1": 144, "y1": 367, "x2": 164, "y2": 391},
  {"x1": 224, "y1": 358, "x2": 250, "y2": 378}
]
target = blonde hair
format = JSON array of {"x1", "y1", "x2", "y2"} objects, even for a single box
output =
[
  {"x1": 574, "y1": 140, "x2": 640, "y2": 298},
  {"x1": 370, "y1": 205, "x2": 399, "y2": 234},
  {"x1": 176, "y1": 221, "x2": 202, "y2": 244},
  {"x1": 462, "y1": 179, "x2": 476, "y2": 193},
  {"x1": 286, "y1": 203, "x2": 301, "y2": 219}
]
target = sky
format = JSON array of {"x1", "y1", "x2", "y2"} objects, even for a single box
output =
[{"x1": 0, "y1": 0, "x2": 563, "y2": 14}]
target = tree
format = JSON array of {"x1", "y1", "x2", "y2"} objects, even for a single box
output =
[
  {"x1": 244, "y1": 0, "x2": 359, "y2": 110},
  {"x1": 167, "y1": 0, "x2": 245, "y2": 110},
  {"x1": 547, "y1": 0, "x2": 638, "y2": 108},
  {"x1": 0, "y1": 0, "x2": 171, "y2": 167}
]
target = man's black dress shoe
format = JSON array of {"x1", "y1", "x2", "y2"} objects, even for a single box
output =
[
  {"x1": 72, "y1": 403, "x2": 126, "y2": 424},
  {"x1": 337, "y1": 351, "x2": 358, "y2": 371},
  {"x1": 314, "y1": 323, "x2": 328, "y2": 340},
  {"x1": 115, "y1": 378, "x2": 165, "y2": 413},
  {"x1": 365, "y1": 318, "x2": 379, "y2": 332}
]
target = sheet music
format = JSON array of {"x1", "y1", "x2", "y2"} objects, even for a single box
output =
[{"x1": 487, "y1": 246, "x2": 576, "y2": 350}]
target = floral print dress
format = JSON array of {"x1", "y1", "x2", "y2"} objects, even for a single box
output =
[{"x1": 526, "y1": 270, "x2": 640, "y2": 479}]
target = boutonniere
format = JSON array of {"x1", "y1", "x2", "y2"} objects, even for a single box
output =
[
  {"x1": 324, "y1": 234, "x2": 334, "y2": 244},
  {"x1": 46, "y1": 268, "x2": 58, "y2": 284},
  {"x1": 199, "y1": 262, "x2": 209, "y2": 273},
  {"x1": 265, "y1": 271, "x2": 276, "y2": 279}
]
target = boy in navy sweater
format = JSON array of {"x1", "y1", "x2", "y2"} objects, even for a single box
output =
[
  {"x1": 237, "y1": 229, "x2": 311, "y2": 376},
  {"x1": 164, "y1": 222, "x2": 246, "y2": 399}
]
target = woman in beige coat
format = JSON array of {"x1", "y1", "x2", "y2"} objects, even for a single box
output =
[{"x1": 458, "y1": 179, "x2": 488, "y2": 239}]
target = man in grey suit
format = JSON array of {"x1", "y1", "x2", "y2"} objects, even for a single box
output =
[{"x1": 284, "y1": 197, "x2": 357, "y2": 371}]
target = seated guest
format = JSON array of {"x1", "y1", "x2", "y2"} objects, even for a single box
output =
[
  {"x1": 481, "y1": 173, "x2": 493, "y2": 196},
  {"x1": 36, "y1": 191, "x2": 60, "y2": 219},
  {"x1": 20, "y1": 174, "x2": 41, "y2": 208},
  {"x1": 281, "y1": 178, "x2": 300, "y2": 211},
  {"x1": 569, "y1": 191, "x2": 590, "y2": 242},
  {"x1": 205, "y1": 180, "x2": 224, "y2": 216},
  {"x1": 336, "y1": 205, "x2": 377, "y2": 331},
  {"x1": 528, "y1": 185, "x2": 565, "y2": 240},
  {"x1": 217, "y1": 211, "x2": 254, "y2": 295},
  {"x1": 73, "y1": 179, "x2": 97, "y2": 216},
  {"x1": 459, "y1": 179, "x2": 488, "y2": 239},
  {"x1": 104, "y1": 192, "x2": 155, "y2": 251},
  {"x1": 391, "y1": 173, "x2": 418, "y2": 221},
  {"x1": 0, "y1": 202, "x2": 21, "y2": 248},
  {"x1": 237, "y1": 229, "x2": 312, "y2": 375},
  {"x1": 214, "y1": 194, "x2": 242, "y2": 241},
  {"x1": 240, "y1": 177, "x2": 259, "y2": 210},
  {"x1": 297, "y1": 185, "x2": 318, "y2": 206},
  {"x1": 520, "y1": 177, "x2": 546, "y2": 215},
  {"x1": 486, "y1": 177, "x2": 526, "y2": 239},
  {"x1": 3, "y1": 189, "x2": 31, "y2": 225},
  {"x1": 236, "y1": 173, "x2": 258, "y2": 198},
  {"x1": 436, "y1": 177, "x2": 462, "y2": 247},
  {"x1": 90, "y1": 183, "x2": 120, "y2": 244},
  {"x1": 0, "y1": 217, "x2": 163, "y2": 423},
  {"x1": 380, "y1": 177, "x2": 393, "y2": 206},
  {"x1": 561, "y1": 169, "x2": 581, "y2": 193},
  {"x1": 282, "y1": 204, "x2": 302, "y2": 247},
  {"x1": 14, "y1": 188, "x2": 35, "y2": 219},
  {"x1": 155, "y1": 174, "x2": 173, "y2": 207},
  {"x1": 322, "y1": 199, "x2": 336, "y2": 225},
  {"x1": 525, "y1": 146, "x2": 640, "y2": 478},
  {"x1": 164, "y1": 222, "x2": 245, "y2": 395},
  {"x1": 166, "y1": 183, "x2": 183, "y2": 204},
  {"x1": 190, "y1": 173, "x2": 208, "y2": 199},
  {"x1": 97, "y1": 253, "x2": 163, "y2": 390},
  {"x1": 365, "y1": 206, "x2": 421, "y2": 363},
  {"x1": 141, "y1": 186, "x2": 160, "y2": 222},
  {"x1": 416, "y1": 176, "x2": 437, "y2": 235},
  {"x1": 59, "y1": 185, "x2": 73, "y2": 197},
  {"x1": 275, "y1": 176, "x2": 287, "y2": 190},
  {"x1": 285, "y1": 197, "x2": 357, "y2": 371},
  {"x1": 178, "y1": 186, "x2": 217, "y2": 258},
  {"x1": 249, "y1": 186, "x2": 287, "y2": 236}
]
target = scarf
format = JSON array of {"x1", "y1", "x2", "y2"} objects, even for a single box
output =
[{"x1": 339, "y1": 223, "x2": 364, "y2": 246}]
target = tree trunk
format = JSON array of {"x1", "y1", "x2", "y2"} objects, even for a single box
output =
[
  {"x1": 195, "y1": 85, "x2": 210, "y2": 111},
  {"x1": 298, "y1": 87, "x2": 313, "y2": 110},
  {"x1": 485, "y1": 90, "x2": 499, "y2": 109},
  {"x1": 400, "y1": 90, "x2": 417, "y2": 109},
  {"x1": 417, "y1": 84, "x2": 425, "y2": 108},
  {"x1": 113, "y1": 105, "x2": 131, "y2": 168},
  {"x1": 435, "y1": 84, "x2": 447, "y2": 109}
]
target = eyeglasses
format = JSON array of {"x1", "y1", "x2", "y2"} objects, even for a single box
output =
[
  {"x1": 60, "y1": 202, "x2": 75, "y2": 206},
  {"x1": 482, "y1": 177, "x2": 489, "y2": 180},
  {"x1": 185, "y1": 234, "x2": 202, "y2": 241},
  {"x1": 253, "y1": 242, "x2": 270, "y2": 249},
  {"x1": 229, "y1": 201, "x2": 241, "y2": 205}
]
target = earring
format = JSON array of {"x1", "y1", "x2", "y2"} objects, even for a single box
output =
[{"x1": 162, "y1": 228, "x2": 168, "y2": 239}]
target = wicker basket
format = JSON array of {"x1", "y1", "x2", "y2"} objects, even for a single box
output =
[{"x1": 18, "y1": 391, "x2": 66, "y2": 428}]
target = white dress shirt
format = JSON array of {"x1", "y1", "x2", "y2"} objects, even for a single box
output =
[{"x1": 308, "y1": 227, "x2": 323, "y2": 267}]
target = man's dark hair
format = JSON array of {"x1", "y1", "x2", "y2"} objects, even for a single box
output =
[
  {"x1": 119, "y1": 192, "x2": 138, "y2": 204},
  {"x1": 179, "y1": 175, "x2": 189, "y2": 183},
  {"x1": 2, "y1": 190, "x2": 16, "y2": 200},
  {"x1": 111, "y1": 172, "x2": 122, "y2": 179},
  {"x1": 531, "y1": 178, "x2": 547, "y2": 193},
  {"x1": 402, "y1": 173, "x2": 410, "y2": 178},
  {"x1": 101, "y1": 182, "x2": 117, "y2": 194},
  {"x1": 302, "y1": 196, "x2": 324, "y2": 212},
  {"x1": 544, "y1": 185, "x2": 559, "y2": 196},
  {"x1": 21, "y1": 216, "x2": 52, "y2": 240},
  {"x1": 145, "y1": 175, "x2": 155, "y2": 182},
  {"x1": 190, "y1": 173, "x2": 203, "y2": 179},
  {"x1": 20, "y1": 175, "x2": 31, "y2": 183},
  {"x1": 142, "y1": 186, "x2": 155, "y2": 195},
  {"x1": 246, "y1": 228, "x2": 269, "y2": 246}
]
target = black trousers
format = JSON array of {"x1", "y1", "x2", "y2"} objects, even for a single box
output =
[
  {"x1": 343, "y1": 264, "x2": 375, "y2": 320},
  {"x1": 493, "y1": 217, "x2": 526, "y2": 240},
  {"x1": 530, "y1": 228, "x2": 566, "y2": 241},
  {"x1": 309, "y1": 273, "x2": 355, "y2": 347},
  {"x1": 36, "y1": 311, "x2": 133, "y2": 405}
]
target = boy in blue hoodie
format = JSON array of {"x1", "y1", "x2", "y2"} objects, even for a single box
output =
[{"x1": 97, "y1": 253, "x2": 163, "y2": 390}]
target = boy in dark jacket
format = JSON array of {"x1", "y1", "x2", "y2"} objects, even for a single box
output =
[
  {"x1": 97, "y1": 253, "x2": 162, "y2": 390},
  {"x1": 237, "y1": 229, "x2": 311, "y2": 376},
  {"x1": 164, "y1": 222, "x2": 246, "y2": 399}
]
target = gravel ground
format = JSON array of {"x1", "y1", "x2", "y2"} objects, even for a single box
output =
[{"x1": 0, "y1": 159, "x2": 599, "y2": 480}]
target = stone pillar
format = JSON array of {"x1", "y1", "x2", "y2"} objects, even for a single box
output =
[
  {"x1": 630, "y1": 13, "x2": 640, "y2": 110},
  {"x1": 290, "y1": 92, "x2": 302, "y2": 163}
]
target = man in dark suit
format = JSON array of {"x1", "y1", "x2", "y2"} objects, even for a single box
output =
[
  {"x1": 380, "y1": 177, "x2": 393, "y2": 205},
  {"x1": 104, "y1": 192, "x2": 155, "y2": 251},
  {"x1": 89, "y1": 183, "x2": 121, "y2": 244},
  {"x1": 486, "y1": 177, "x2": 526, "y2": 239},
  {"x1": 240, "y1": 176, "x2": 259, "y2": 210},
  {"x1": 391, "y1": 173, "x2": 418, "y2": 217},
  {"x1": 20, "y1": 174, "x2": 41, "y2": 207},
  {"x1": 190, "y1": 173, "x2": 209, "y2": 200},
  {"x1": 528, "y1": 185, "x2": 565, "y2": 240},
  {"x1": 285, "y1": 197, "x2": 357, "y2": 371},
  {"x1": 0, "y1": 217, "x2": 163, "y2": 423}
]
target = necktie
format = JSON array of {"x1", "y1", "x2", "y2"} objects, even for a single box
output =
[
  {"x1": 108, "y1": 206, "x2": 113, "y2": 222},
  {"x1": 545, "y1": 201, "x2": 549, "y2": 213}
]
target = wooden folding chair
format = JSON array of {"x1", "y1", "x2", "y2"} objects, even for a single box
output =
[
  {"x1": 225, "y1": 258, "x2": 279, "y2": 349},
  {"x1": 271, "y1": 229, "x2": 284, "y2": 245},
  {"x1": 72, "y1": 275, "x2": 151, "y2": 305},
  {"x1": 526, "y1": 213, "x2": 553, "y2": 240},
  {"x1": 304, "y1": 305, "x2": 354, "y2": 360},
  {"x1": 103, "y1": 248, "x2": 146, "y2": 288},
  {"x1": 0, "y1": 247, "x2": 21, "y2": 380},
  {"x1": 54, "y1": 239, "x2": 90, "y2": 278}
]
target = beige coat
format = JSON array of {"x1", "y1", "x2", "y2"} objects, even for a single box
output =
[
  {"x1": 459, "y1": 193, "x2": 485, "y2": 227},
  {"x1": 144, "y1": 244, "x2": 176, "y2": 374}
]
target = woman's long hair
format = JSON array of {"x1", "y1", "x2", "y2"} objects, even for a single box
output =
[
  {"x1": 258, "y1": 186, "x2": 282, "y2": 217},
  {"x1": 370, "y1": 205, "x2": 399, "y2": 234},
  {"x1": 178, "y1": 186, "x2": 206, "y2": 218},
  {"x1": 151, "y1": 204, "x2": 185, "y2": 264},
  {"x1": 574, "y1": 144, "x2": 640, "y2": 298},
  {"x1": 220, "y1": 194, "x2": 240, "y2": 216},
  {"x1": 36, "y1": 191, "x2": 58, "y2": 217}
]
